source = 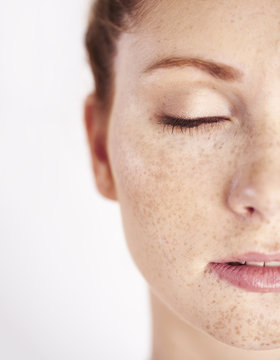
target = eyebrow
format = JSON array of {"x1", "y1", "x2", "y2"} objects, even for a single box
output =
[{"x1": 142, "y1": 56, "x2": 244, "y2": 82}]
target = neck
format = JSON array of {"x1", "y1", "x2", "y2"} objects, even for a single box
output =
[{"x1": 149, "y1": 288, "x2": 280, "y2": 360}]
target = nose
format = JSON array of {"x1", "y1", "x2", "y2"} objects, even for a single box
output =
[{"x1": 227, "y1": 144, "x2": 280, "y2": 223}]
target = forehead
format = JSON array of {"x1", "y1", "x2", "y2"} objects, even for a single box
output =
[{"x1": 114, "y1": 0, "x2": 280, "y2": 89}]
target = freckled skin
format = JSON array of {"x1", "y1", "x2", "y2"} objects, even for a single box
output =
[{"x1": 86, "y1": 0, "x2": 280, "y2": 359}]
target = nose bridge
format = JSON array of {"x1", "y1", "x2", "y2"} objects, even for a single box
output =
[
  {"x1": 228, "y1": 125, "x2": 280, "y2": 221},
  {"x1": 248, "y1": 132, "x2": 280, "y2": 185}
]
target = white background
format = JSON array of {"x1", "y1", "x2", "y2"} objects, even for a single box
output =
[{"x1": 0, "y1": 1, "x2": 151, "y2": 359}]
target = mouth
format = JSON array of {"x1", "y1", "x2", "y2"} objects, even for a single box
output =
[
  {"x1": 208, "y1": 252, "x2": 280, "y2": 292},
  {"x1": 224, "y1": 260, "x2": 280, "y2": 266}
]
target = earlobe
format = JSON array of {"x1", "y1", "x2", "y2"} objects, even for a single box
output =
[{"x1": 84, "y1": 93, "x2": 118, "y2": 202}]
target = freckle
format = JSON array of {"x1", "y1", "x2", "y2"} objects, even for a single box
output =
[{"x1": 235, "y1": 326, "x2": 240, "y2": 335}]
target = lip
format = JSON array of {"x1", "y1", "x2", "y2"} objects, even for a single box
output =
[
  {"x1": 208, "y1": 262, "x2": 280, "y2": 292},
  {"x1": 208, "y1": 251, "x2": 280, "y2": 293}
]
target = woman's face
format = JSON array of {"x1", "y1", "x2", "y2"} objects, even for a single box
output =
[{"x1": 98, "y1": 0, "x2": 280, "y2": 350}]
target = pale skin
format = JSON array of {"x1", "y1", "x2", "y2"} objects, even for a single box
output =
[{"x1": 84, "y1": 0, "x2": 280, "y2": 359}]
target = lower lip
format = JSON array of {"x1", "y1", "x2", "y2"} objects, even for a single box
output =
[{"x1": 208, "y1": 262, "x2": 280, "y2": 292}]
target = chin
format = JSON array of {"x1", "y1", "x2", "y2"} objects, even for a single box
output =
[{"x1": 207, "y1": 328, "x2": 280, "y2": 351}]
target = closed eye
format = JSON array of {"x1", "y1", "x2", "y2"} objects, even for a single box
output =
[{"x1": 156, "y1": 114, "x2": 231, "y2": 135}]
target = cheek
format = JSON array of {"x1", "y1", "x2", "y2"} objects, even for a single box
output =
[{"x1": 108, "y1": 118, "x2": 224, "y2": 302}]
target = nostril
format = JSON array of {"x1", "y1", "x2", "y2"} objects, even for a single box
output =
[{"x1": 246, "y1": 206, "x2": 255, "y2": 215}]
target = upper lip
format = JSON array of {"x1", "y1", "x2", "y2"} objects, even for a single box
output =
[{"x1": 213, "y1": 252, "x2": 280, "y2": 263}]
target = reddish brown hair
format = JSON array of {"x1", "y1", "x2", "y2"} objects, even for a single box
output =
[{"x1": 85, "y1": 0, "x2": 149, "y2": 114}]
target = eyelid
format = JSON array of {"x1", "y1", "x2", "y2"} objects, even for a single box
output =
[
  {"x1": 156, "y1": 114, "x2": 231, "y2": 135},
  {"x1": 162, "y1": 114, "x2": 230, "y2": 122},
  {"x1": 157, "y1": 114, "x2": 231, "y2": 125}
]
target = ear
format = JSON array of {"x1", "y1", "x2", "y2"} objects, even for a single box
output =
[{"x1": 84, "y1": 93, "x2": 118, "y2": 201}]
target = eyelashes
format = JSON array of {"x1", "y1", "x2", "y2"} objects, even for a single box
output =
[{"x1": 156, "y1": 114, "x2": 231, "y2": 136}]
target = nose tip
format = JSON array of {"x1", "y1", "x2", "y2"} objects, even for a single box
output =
[{"x1": 227, "y1": 169, "x2": 280, "y2": 223}]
